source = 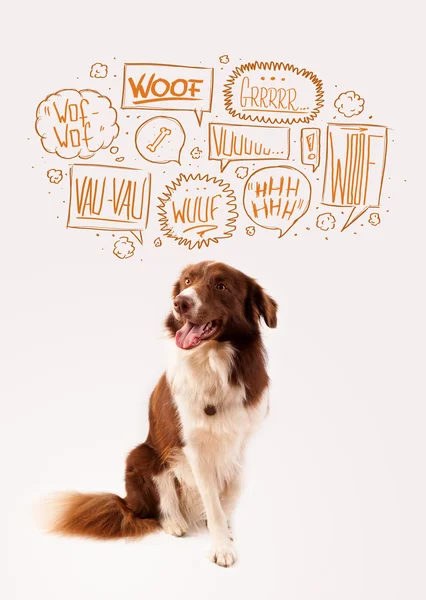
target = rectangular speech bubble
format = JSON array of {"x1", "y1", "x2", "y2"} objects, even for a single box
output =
[
  {"x1": 208, "y1": 122, "x2": 290, "y2": 171},
  {"x1": 321, "y1": 123, "x2": 388, "y2": 230},
  {"x1": 122, "y1": 63, "x2": 214, "y2": 125},
  {"x1": 67, "y1": 164, "x2": 151, "y2": 242},
  {"x1": 301, "y1": 127, "x2": 321, "y2": 172}
]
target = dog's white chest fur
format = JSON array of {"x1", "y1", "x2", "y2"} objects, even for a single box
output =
[{"x1": 166, "y1": 341, "x2": 267, "y2": 508}]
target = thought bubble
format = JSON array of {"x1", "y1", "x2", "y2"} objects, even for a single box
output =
[
  {"x1": 301, "y1": 128, "x2": 321, "y2": 172},
  {"x1": 368, "y1": 212, "x2": 380, "y2": 226},
  {"x1": 190, "y1": 146, "x2": 202, "y2": 160},
  {"x1": 334, "y1": 91, "x2": 365, "y2": 118},
  {"x1": 35, "y1": 89, "x2": 119, "y2": 159},
  {"x1": 90, "y1": 63, "x2": 108, "y2": 78},
  {"x1": 67, "y1": 164, "x2": 151, "y2": 244},
  {"x1": 158, "y1": 173, "x2": 238, "y2": 250},
  {"x1": 243, "y1": 166, "x2": 311, "y2": 238},
  {"x1": 322, "y1": 123, "x2": 388, "y2": 230},
  {"x1": 135, "y1": 117, "x2": 185, "y2": 165},
  {"x1": 316, "y1": 212, "x2": 336, "y2": 231},
  {"x1": 113, "y1": 236, "x2": 135, "y2": 259},
  {"x1": 209, "y1": 122, "x2": 290, "y2": 171},
  {"x1": 122, "y1": 63, "x2": 213, "y2": 125},
  {"x1": 47, "y1": 169, "x2": 63, "y2": 184},
  {"x1": 224, "y1": 61, "x2": 324, "y2": 125},
  {"x1": 236, "y1": 166, "x2": 249, "y2": 179}
]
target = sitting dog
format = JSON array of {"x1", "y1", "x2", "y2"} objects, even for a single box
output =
[{"x1": 46, "y1": 261, "x2": 277, "y2": 567}]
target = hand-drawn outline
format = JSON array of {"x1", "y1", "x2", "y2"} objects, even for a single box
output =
[
  {"x1": 67, "y1": 164, "x2": 151, "y2": 245},
  {"x1": 301, "y1": 128, "x2": 321, "y2": 171},
  {"x1": 243, "y1": 165, "x2": 311, "y2": 238},
  {"x1": 236, "y1": 166, "x2": 249, "y2": 179},
  {"x1": 316, "y1": 212, "x2": 336, "y2": 231},
  {"x1": 334, "y1": 91, "x2": 365, "y2": 118},
  {"x1": 321, "y1": 123, "x2": 388, "y2": 231},
  {"x1": 135, "y1": 116, "x2": 186, "y2": 165},
  {"x1": 121, "y1": 63, "x2": 214, "y2": 125},
  {"x1": 209, "y1": 122, "x2": 290, "y2": 172},
  {"x1": 113, "y1": 236, "x2": 135, "y2": 259},
  {"x1": 369, "y1": 212, "x2": 380, "y2": 226},
  {"x1": 47, "y1": 169, "x2": 63, "y2": 184},
  {"x1": 35, "y1": 89, "x2": 119, "y2": 159},
  {"x1": 224, "y1": 61, "x2": 324, "y2": 125},
  {"x1": 158, "y1": 173, "x2": 238, "y2": 250},
  {"x1": 154, "y1": 237, "x2": 162, "y2": 247},
  {"x1": 190, "y1": 146, "x2": 202, "y2": 159},
  {"x1": 219, "y1": 55, "x2": 230, "y2": 64},
  {"x1": 90, "y1": 63, "x2": 108, "y2": 78}
]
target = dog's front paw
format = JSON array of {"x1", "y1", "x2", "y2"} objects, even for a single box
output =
[
  {"x1": 209, "y1": 540, "x2": 237, "y2": 567},
  {"x1": 160, "y1": 519, "x2": 187, "y2": 537}
]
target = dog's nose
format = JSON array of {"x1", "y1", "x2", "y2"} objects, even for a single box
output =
[{"x1": 174, "y1": 295, "x2": 194, "y2": 314}]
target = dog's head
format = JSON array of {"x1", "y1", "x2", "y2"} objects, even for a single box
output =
[{"x1": 166, "y1": 261, "x2": 277, "y2": 350}]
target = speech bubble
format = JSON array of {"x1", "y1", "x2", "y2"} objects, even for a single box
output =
[
  {"x1": 208, "y1": 122, "x2": 290, "y2": 171},
  {"x1": 224, "y1": 61, "x2": 324, "y2": 125},
  {"x1": 243, "y1": 166, "x2": 311, "y2": 237},
  {"x1": 321, "y1": 123, "x2": 388, "y2": 230},
  {"x1": 158, "y1": 173, "x2": 238, "y2": 250},
  {"x1": 135, "y1": 116, "x2": 185, "y2": 165},
  {"x1": 35, "y1": 89, "x2": 119, "y2": 159},
  {"x1": 301, "y1": 128, "x2": 321, "y2": 172},
  {"x1": 122, "y1": 63, "x2": 213, "y2": 125},
  {"x1": 67, "y1": 164, "x2": 151, "y2": 244}
]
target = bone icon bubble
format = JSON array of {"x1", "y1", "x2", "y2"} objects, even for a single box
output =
[{"x1": 135, "y1": 116, "x2": 185, "y2": 164}]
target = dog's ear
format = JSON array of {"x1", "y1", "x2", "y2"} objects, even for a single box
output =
[
  {"x1": 172, "y1": 279, "x2": 181, "y2": 298},
  {"x1": 246, "y1": 281, "x2": 278, "y2": 328}
]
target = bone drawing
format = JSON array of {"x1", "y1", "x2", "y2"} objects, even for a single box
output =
[{"x1": 147, "y1": 127, "x2": 171, "y2": 152}]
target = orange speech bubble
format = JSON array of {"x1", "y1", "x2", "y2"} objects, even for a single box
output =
[
  {"x1": 35, "y1": 89, "x2": 119, "y2": 159},
  {"x1": 301, "y1": 128, "x2": 321, "y2": 172},
  {"x1": 208, "y1": 122, "x2": 290, "y2": 172},
  {"x1": 158, "y1": 173, "x2": 238, "y2": 250},
  {"x1": 243, "y1": 166, "x2": 311, "y2": 237},
  {"x1": 122, "y1": 63, "x2": 213, "y2": 125},
  {"x1": 224, "y1": 61, "x2": 324, "y2": 125},
  {"x1": 67, "y1": 164, "x2": 151, "y2": 244},
  {"x1": 135, "y1": 116, "x2": 185, "y2": 164},
  {"x1": 321, "y1": 123, "x2": 388, "y2": 230}
]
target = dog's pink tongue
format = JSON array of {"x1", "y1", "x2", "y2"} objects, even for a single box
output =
[{"x1": 176, "y1": 322, "x2": 205, "y2": 349}]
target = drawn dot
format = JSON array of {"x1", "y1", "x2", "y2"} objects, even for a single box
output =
[
  {"x1": 306, "y1": 227, "x2": 310, "y2": 230},
  {"x1": 281, "y1": 78, "x2": 286, "y2": 81},
  {"x1": 96, "y1": 233, "x2": 100, "y2": 236},
  {"x1": 126, "y1": 115, "x2": 130, "y2": 118},
  {"x1": 261, "y1": 77, "x2": 265, "y2": 80},
  {"x1": 271, "y1": 77, "x2": 275, "y2": 80},
  {"x1": 369, "y1": 115, "x2": 373, "y2": 119}
]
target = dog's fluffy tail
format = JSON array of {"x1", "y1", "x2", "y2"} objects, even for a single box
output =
[{"x1": 38, "y1": 491, "x2": 160, "y2": 540}]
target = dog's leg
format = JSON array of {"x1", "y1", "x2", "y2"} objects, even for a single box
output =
[
  {"x1": 153, "y1": 469, "x2": 187, "y2": 537},
  {"x1": 185, "y1": 446, "x2": 236, "y2": 567},
  {"x1": 220, "y1": 474, "x2": 242, "y2": 540}
]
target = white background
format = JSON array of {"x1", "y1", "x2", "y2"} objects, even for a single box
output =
[{"x1": 1, "y1": 2, "x2": 425, "y2": 599}]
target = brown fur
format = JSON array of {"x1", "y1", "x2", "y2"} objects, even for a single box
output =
[{"x1": 45, "y1": 262, "x2": 277, "y2": 540}]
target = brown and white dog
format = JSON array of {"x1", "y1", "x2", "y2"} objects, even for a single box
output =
[{"x1": 46, "y1": 261, "x2": 277, "y2": 567}]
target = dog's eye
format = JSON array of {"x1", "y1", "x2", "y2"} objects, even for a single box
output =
[
  {"x1": 184, "y1": 278, "x2": 191, "y2": 285},
  {"x1": 216, "y1": 283, "x2": 227, "y2": 291}
]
